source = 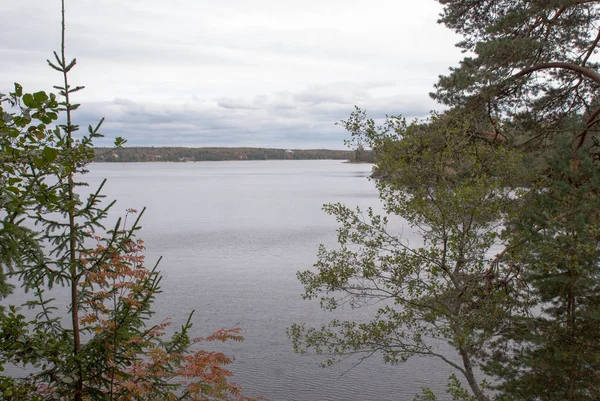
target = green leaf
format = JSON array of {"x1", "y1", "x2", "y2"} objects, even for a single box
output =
[
  {"x1": 13, "y1": 83, "x2": 23, "y2": 97},
  {"x1": 6, "y1": 186, "x2": 20, "y2": 196},
  {"x1": 33, "y1": 157, "x2": 45, "y2": 169},
  {"x1": 114, "y1": 137, "x2": 127, "y2": 147},
  {"x1": 43, "y1": 147, "x2": 58, "y2": 163},
  {"x1": 22, "y1": 93, "x2": 34, "y2": 107},
  {"x1": 40, "y1": 114, "x2": 52, "y2": 124},
  {"x1": 33, "y1": 91, "x2": 48, "y2": 102}
]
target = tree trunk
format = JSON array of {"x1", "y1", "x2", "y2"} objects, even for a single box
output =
[{"x1": 459, "y1": 347, "x2": 490, "y2": 401}]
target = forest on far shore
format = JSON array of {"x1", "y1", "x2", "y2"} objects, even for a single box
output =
[{"x1": 93, "y1": 146, "x2": 375, "y2": 162}]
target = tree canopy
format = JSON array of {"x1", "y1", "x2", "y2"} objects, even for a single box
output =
[
  {"x1": 290, "y1": 1, "x2": 600, "y2": 400},
  {"x1": 434, "y1": 0, "x2": 600, "y2": 154}
]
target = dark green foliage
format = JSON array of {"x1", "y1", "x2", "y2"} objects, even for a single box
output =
[
  {"x1": 484, "y1": 139, "x2": 600, "y2": 400},
  {"x1": 434, "y1": 0, "x2": 600, "y2": 155},
  {"x1": 433, "y1": 1, "x2": 600, "y2": 398}
]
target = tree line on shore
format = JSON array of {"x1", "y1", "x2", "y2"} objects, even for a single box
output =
[{"x1": 92, "y1": 147, "x2": 369, "y2": 163}]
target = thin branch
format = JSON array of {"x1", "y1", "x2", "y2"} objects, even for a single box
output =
[
  {"x1": 338, "y1": 349, "x2": 379, "y2": 377},
  {"x1": 582, "y1": 27, "x2": 600, "y2": 66}
]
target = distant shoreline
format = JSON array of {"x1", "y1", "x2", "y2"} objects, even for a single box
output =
[{"x1": 93, "y1": 146, "x2": 373, "y2": 163}]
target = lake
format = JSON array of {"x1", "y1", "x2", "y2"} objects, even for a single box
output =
[{"x1": 12, "y1": 160, "x2": 457, "y2": 400}]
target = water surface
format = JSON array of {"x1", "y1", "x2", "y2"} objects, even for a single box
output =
[{"x1": 17, "y1": 161, "x2": 458, "y2": 400}]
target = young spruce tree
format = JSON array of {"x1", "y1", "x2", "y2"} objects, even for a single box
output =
[{"x1": 0, "y1": 2, "x2": 254, "y2": 400}]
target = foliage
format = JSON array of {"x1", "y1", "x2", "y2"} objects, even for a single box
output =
[
  {"x1": 341, "y1": 120, "x2": 377, "y2": 163},
  {"x1": 289, "y1": 110, "x2": 527, "y2": 401},
  {"x1": 0, "y1": 2, "x2": 254, "y2": 400},
  {"x1": 291, "y1": 2, "x2": 600, "y2": 399},
  {"x1": 0, "y1": 83, "x2": 62, "y2": 299},
  {"x1": 433, "y1": 1, "x2": 600, "y2": 399},
  {"x1": 434, "y1": 0, "x2": 600, "y2": 155},
  {"x1": 483, "y1": 139, "x2": 600, "y2": 400},
  {"x1": 413, "y1": 374, "x2": 479, "y2": 401}
]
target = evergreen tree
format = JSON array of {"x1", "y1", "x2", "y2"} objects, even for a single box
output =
[
  {"x1": 485, "y1": 139, "x2": 600, "y2": 400},
  {"x1": 0, "y1": 2, "x2": 254, "y2": 400},
  {"x1": 434, "y1": 0, "x2": 600, "y2": 155},
  {"x1": 434, "y1": 1, "x2": 600, "y2": 398},
  {"x1": 292, "y1": 2, "x2": 600, "y2": 399}
]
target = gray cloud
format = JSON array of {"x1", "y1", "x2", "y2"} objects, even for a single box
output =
[
  {"x1": 0, "y1": 0, "x2": 462, "y2": 148},
  {"x1": 74, "y1": 82, "x2": 433, "y2": 149}
]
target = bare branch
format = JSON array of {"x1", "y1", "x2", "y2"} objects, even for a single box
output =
[{"x1": 582, "y1": 27, "x2": 600, "y2": 66}]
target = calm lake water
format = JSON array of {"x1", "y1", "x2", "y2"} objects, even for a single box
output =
[{"x1": 12, "y1": 160, "x2": 457, "y2": 400}]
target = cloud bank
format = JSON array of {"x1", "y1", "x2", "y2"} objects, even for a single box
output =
[{"x1": 0, "y1": 0, "x2": 462, "y2": 148}]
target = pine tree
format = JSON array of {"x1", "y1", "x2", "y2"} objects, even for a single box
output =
[
  {"x1": 434, "y1": 1, "x2": 600, "y2": 398},
  {"x1": 434, "y1": 0, "x2": 600, "y2": 156}
]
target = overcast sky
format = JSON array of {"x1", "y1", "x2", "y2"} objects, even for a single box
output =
[{"x1": 1, "y1": 1, "x2": 462, "y2": 149}]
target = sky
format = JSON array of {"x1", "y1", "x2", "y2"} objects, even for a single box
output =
[{"x1": 0, "y1": 0, "x2": 463, "y2": 149}]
